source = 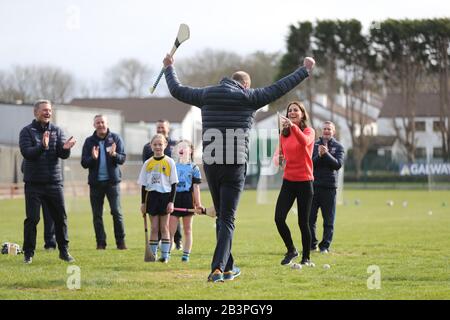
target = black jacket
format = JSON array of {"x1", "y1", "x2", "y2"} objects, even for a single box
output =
[
  {"x1": 312, "y1": 137, "x2": 344, "y2": 188},
  {"x1": 165, "y1": 65, "x2": 309, "y2": 165},
  {"x1": 81, "y1": 130, "x2": 126, "y2": 185},
  {"x1": 19, "y1": 120, "x2": 70, "y2": 183}
]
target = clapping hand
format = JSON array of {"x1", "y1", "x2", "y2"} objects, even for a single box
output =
[
  {"x1": 319, "y1": 144, "x2": 328, "y2": 157},
  {"x1": 108, "y1": 143, "x2": 117, "y2": 157},
  {"x1": 92, "y1": 146, "x2": 99, "y2": 159},
  {"x1": 42, "y1": 131, "x2": 50, "y2": 149},
  {"x1": 63, "y1": 136, "x2": 76, "y2": 150},
  {"x1": 280, "y1": 115, "x2": 293, "y2": 129}
]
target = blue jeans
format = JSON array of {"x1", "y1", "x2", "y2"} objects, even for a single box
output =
[
  {"x1": 204, "y1": 164, "x2": 246, "y2": 273},
  {"x1": 89, "y1": 181, "x2": 125, "y2": 246},
  {"x1": 309, "y1": 186, "x2": 337, "y2": 250}
]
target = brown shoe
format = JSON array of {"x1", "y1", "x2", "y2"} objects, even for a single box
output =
[
  {"x1": 96, "y1": 244, "x2": 106, "y2": 250},
  {"x1": 117, "y1": 242, "x2": 127, "y2": 250}
]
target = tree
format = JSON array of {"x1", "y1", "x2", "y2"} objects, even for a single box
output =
[
  {"x1": 371, "y1": 19, "x2": 429, "y2": 162},
  {"x1": 105, "y1": 58, "x2": 152, "y2": 97},
  {"x1": 278, "y1": 21, "x2": 316, "y2": 126},
  {"x1": 421, "y1": 19, "x2": 450, "y2": 161},
  {"x1": 176, "y1": 49, "x2": 281, "y2": 90},
  {"x1": 176, "y1": 49, "x2": 242, "y2": 86},
  {"x1": 336, "y1": 19, "x2": 378, "y2": 180},
  {"x1": 313, "y1": 20, "x2": 341, "y2": 122},
  {"x1": 0, "y1": 65, "x2": 75, "y2": 104}
]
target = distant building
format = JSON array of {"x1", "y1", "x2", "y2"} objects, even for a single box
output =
[
  {"x1": 70, "y1": 98, "x2": 202, "y2": 160},
  {"x1": 0, "y1": 102, "x2": 122, "y2": 184},
  {"x1": 377, "y1": 93, "x2": 448, "y2": 163}
]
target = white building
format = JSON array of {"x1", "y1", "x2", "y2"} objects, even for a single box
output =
[
  {"x1": 70, "y1": 98, "x2": 203, "y2": 161},
  {"x1": 376, "y1": 93, "x2": 447, "y2": 163},
  {"x1": 0, "y1": 102, "x2": 122, "y2": 184}
]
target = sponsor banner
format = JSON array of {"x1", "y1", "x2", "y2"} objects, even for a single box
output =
[{"x1": 399, "y1": 163, "x2": 450, "y2": 176}]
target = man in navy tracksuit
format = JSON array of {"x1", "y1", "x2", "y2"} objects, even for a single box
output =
[
  {"x1": 20, "y1": 100, "x2": 77, "y2": 264},
  {"x1": 310, "y1": 121, "x2": 344, "y2": 253},
  {"x1": 164, "y1": 53, "x2": 315, "y2": 282},
  {"x1": 81, "y1": 115, "x2": 127, "y2": 250}
]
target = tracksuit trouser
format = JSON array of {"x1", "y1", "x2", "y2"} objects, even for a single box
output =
[
  {"x1": 204, "y1": 164, "x2": 246, "y2": 273},
  {"x1": 23, "y1": 183, "x2": 69, "y2": 256},
  {"x1": 309, "y1": 186, "x2": 337, "y2": 250}
]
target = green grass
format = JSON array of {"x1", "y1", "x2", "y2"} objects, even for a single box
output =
[{"x1": 0, "y1": 189, "x2": 449, "y2": 300}]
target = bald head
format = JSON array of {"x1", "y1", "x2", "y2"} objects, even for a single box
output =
[{"x1": 231, "y1": 71, "x2": 251, "y2": 89}]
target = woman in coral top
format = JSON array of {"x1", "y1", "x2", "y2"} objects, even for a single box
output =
[{"x1": 275, "y1": 101, "x2": 315, "y2": 267}]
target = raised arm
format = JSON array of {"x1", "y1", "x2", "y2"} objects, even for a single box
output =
[
  {"x1": 291, "y1": 126, "x2": 315, "y2": 146},
  {"x1": 249, "y1": 57, "x2": 315, "y2": 109},
  {"x1": 163, "y1": 54, "x2": 205, "y2": 107}
]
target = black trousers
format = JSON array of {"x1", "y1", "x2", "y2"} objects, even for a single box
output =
[
  {"x1": 204, "y1": 164, "x2": 246, "y2": 273},
  {"x1": 310, "y1": 186, "x2": 337, "y2": 250},
  {"x1": 274, "y1": 179, "x2": 313, "y2": 260},
  {"x1": 42, "y1": 201, "x2": 56, "y2": 249},
  {"x1": 23, "y1": 183, "x2": 69, "y2": 256},
  {"x1": 89, "y1": 181, "x2": 126, "y2": 246}
]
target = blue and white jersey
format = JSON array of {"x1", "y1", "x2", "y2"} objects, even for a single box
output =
[{"x1": 175, "y1": 163, "x2": 202, "y2": 192}]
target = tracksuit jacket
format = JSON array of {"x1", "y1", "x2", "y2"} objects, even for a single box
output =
[{"x1": 81, "y1": 130, "x2": 126, "y2": 185}]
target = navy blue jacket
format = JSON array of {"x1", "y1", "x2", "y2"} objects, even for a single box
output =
[
  {"x1": 165, "y1": 65, "x2": 309, "y2": 164},
  {"x1": 142, "y1": 138, "x2": 176, "y2": 163},
  {"x1": 81, "y1": 130, "x2": 126, "y2": 185},
  {"x1": 312, "y1": 137, "x2": 344, "y2": 188},
  {"x1": 19, "y1": 120, "x2": 70, "y2": 184}
]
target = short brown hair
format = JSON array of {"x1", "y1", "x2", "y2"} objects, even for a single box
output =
[{"x1": 33, "y1": 99, "x2": 51, "y2": 111}]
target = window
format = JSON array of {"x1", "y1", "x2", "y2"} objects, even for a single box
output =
[
  {"x1": 433, "y1": 121, "x2": 446, "y2": 132},
  {"x1": 433, "y1": 147, "x2": 444, "y2": 158},
  {"x1": 414, "y1": 147, "x2": 427, "y2": 159},
  {"x1": 415, "y1": 121, "x2": 426, "y2": 132}
]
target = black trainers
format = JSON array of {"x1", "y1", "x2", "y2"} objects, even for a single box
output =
[
  {"x1": 24, "y1": 255, "x2": 33, "y2": 264},
  {"x1": 300, "y1": 258, "x2": 315, "y2": 267},
  {"x1": 117, "y1": 242, "x2": 127, "y2": 250},
  {"x1": 59, "y1": 252, "x2": 75, "y2": 263},
  {"x1": 281, "y1": 250, "x2": 299, "y2": 265}
]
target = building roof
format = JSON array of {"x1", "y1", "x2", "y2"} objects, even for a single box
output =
[
  {"x1": 379, "y1": 93, "x2": 448, "y2": 118},
  {"x1": 69, "y1": 98, "x2": 192, "y2": 123},
  {"x1": 368, "y1": 135, "x2": 397, "y2": 149}
]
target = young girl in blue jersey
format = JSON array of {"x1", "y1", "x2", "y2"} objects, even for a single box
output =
[
  {"x1": 170, "y1": 140, "x2": 203, "y2": 262},
  {"x1": 138, "y1": 134, "x2": 178, "y2": 263}
]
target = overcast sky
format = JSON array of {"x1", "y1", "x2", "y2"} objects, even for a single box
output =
[{"x1": 1, "y1": 0, "x2": 449, "y2": 94}]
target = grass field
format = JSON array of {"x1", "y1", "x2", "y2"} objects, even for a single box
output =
[{"x1": 0, "y1": 189, "x2": 449, "y2": 300}]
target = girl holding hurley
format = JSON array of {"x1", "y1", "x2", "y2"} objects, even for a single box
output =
[
  {"x1": 138, "y1": 134, "x2": 178, "y2": 263},
  {"x1": 170, "y1": 140, "x2": 203, "y2": 262}
]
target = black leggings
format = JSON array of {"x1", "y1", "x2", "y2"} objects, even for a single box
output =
[{"x1": 274, "y1": 179, "x2": 313, "y2": 260}]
